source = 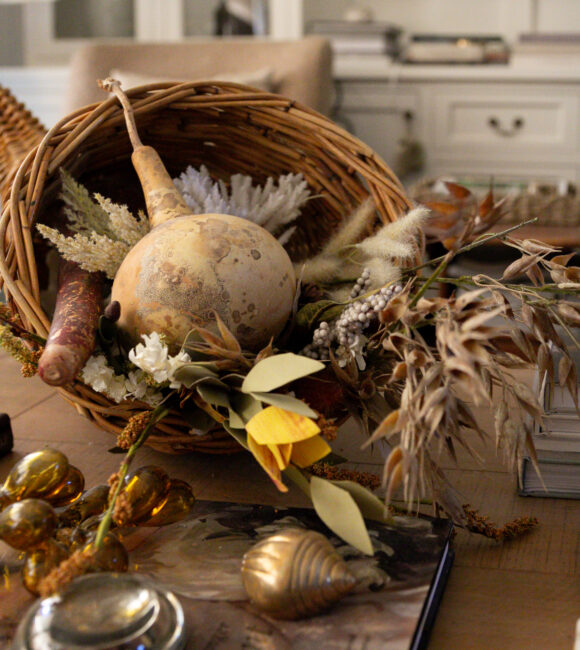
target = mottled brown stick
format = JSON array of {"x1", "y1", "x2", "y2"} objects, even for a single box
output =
[{"x1": 38, "y1": 259, "x2": 104, "y2": 386}]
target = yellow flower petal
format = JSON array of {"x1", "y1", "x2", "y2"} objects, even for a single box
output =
[
  {"x1": 291, "y1": 435, "x2": 332, "y2": 468},
  {"x1": 247, "y1": 434, "x2": 288, "y2": 492},
  {"x1": 268, "y1": 443, "x2": 293, "y2": 471},
  {"x1": 246, "y1": 406, "x2": 320, "y2": 445}
]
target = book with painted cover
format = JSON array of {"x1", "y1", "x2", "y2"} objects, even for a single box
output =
[{"x1": 129, "y1": 500, "x2": 454, "y2": 649}]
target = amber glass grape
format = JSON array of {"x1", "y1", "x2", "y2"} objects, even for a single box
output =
[
  {"x1": 44, "y1": 465, "x2": 85, "y2": 508},
  {"x1": 23, "y1": 538, "x2": 69, "y2": 595},
  {"x1": 138, "y1": 479, "x2": 196, "y2": 526},
  {"x1": 116, "y1": 466, "x2": 171, "y2": 525},
  {"x1": 82, "y1": 531, "x2": 129, "y2": 573},
  {"x1": 0, "y1": 499, "x2": 57, "y2": 549},
  {"x1": 0, "y1": 449, "x2": 69, "y2": 504},
  {"x1": 58, "y1": 484, "x2": 110, "y2": 528}
]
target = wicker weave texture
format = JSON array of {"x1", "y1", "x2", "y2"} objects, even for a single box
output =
[{"x1": 0, "y1": 82, "x2": 412, "y2": 453}]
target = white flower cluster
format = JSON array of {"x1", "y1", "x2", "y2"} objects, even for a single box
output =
[
  {"x1": 81, "y1": 332, "x2": 191, "y2": 405},
  {"x1": 128, "y1": 332, "x2": 191, "y2": 388},
  {"x1": 81, "y1": 356, "x2": 163, "y2": 406}
]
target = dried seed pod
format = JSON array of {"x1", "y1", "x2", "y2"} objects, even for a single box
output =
[
  {"x1": 44, "y1": 465, "x2": 85, "y2": 508},
  {"x1": 115, "y1": 466, "x2": 171, "y2": 526},
  {"x1": 241, "y1": 528, "x2": 357, "y2": 620},
  {"x1": 0, "y1": 499, "x2": 58, "y2": 550},
  {"x1": 58, "y1": 484, "x2": 110, "y2": 528},
  {"x1": 137, "y1": 479, "x2": 195, "y2": 526},
  {"x1": 23, "y1": 538, "x2": 69, "y2": 595},
  {"x1": 0, "y1": 448, "x2": 69, "y2": 504}
]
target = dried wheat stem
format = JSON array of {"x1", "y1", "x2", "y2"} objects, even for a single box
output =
[{"x1": 407, "y1": 217, "x2": 539, "y2": 275}]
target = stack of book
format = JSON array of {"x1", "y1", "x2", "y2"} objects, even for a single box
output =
[
  {"x1": 519, "y1": 354, "x2": 580, "y2": 498},
  {"x1": 307, "y1": 20, "x2": 402, "y2": 57}
]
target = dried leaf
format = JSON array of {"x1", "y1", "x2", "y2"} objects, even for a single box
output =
[
  {"x1": 330, "y1": 480, "x2": 389, "y2": 522},
  {"x1": 362, "y1": 410, "x2": 401, "y2": 448},
  {"x1": 212, "y1": 311, "x2": 242, "y2": 353},
  {"x1": 310, "y1": 476, "x2": 373, "y2": 555},
  {"x1": 389, "y1": 361, "x2": 407, "y2": 383},
  {"x1": 556, "y1": 303, "x2": 580, "y2": 327},
  {"x1": 512, "y1": 382, "x2": 543, "y2": 419},
  {"x1": 250, "y1": 391, "x2": 318, "y2": 418},
  {"x1": 501, "y1": 253, "x2": 542, "y2": 281},
  {"x1": 241, "y1": 353, "x2": 324, "y2": 393}
]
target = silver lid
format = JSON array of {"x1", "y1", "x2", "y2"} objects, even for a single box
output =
[{"x1": 13, "y1": 572, "x2": 186, "y2": 650}]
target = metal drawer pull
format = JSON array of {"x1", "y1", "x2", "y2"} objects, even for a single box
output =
[{"x1": 487, "y1": 116, "x2": 524, "y2": 136}]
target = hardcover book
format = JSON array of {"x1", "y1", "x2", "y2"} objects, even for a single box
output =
[{"x1": 130, "y1": 500, "x2": 454, "y2": 650}]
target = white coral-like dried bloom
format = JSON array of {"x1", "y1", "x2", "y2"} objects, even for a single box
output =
[{"x1": 174, "y1": 165, "x2": 310, "y2": 241}]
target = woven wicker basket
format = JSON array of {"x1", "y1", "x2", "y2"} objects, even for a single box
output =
[{"x1": 0, "y1": 81, "x2": 412, "y2": 453}]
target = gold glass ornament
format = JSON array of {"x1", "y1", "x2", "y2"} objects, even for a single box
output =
[
  {"x1": 58, "y1": 484, "x2": 110, "y2": 528},
  {"x1": 116, "y1": 466, "x2": 171, "y2": 525},
  {"x1": 82, "y1": 531, "x2": 129, "y2": 574},
  {"x1": 241, "y1": 528, "x2": 358, "y2": 620},
  {"x1": 137, "y1": 479, "x2": 195, "y2": 526},
  {"x1": 0, "y1": 449, "x2": 69, "y2": 504},
  {"x1": 0, "y1": 498, "x2": 58, "y2": 550},
  {"x1": 23, "y1": 538, "x2": 69, "y2": 595},
  {"x1": 44, "y1": 465, "x2": 85, "y2": 508}
]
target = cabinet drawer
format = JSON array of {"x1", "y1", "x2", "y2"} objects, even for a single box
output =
[{"x1": 431, "y1": 84, "x2": 580, "y2": 157}]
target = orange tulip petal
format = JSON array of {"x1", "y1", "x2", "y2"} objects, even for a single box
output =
[
  {"x1": 291, "y1": 435, "x2": 332, "y2": 468},
  {"x1": 247, "y1": 434, "x2": 288, "y2": 492},
  {"x1": 246, "y1": 406, "x2": 320, "y2": 445},
  {"x1": 268, "y1": 443, "x2": 293, "y2": 470}
]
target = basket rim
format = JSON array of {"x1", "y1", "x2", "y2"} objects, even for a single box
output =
[{"x1": 0, "y1": 80, "x2": 413, "y2": 453}]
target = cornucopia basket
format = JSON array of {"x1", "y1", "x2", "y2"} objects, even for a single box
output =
[{"x1": 0, "y1": 81, "x2": 413, "y2": 453}]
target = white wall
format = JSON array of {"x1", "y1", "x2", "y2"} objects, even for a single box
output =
[{"x1": 0, "y1": 6, "x2": 23, "y2": 66}]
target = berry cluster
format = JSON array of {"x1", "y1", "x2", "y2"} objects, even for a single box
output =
[{"x1": 302, "y1": 269, "x2": 402, "y2": 368}]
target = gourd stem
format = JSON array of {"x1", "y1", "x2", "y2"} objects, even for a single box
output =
[{"x1": 98, "y1": 78, "x2": 143, "y2": 151}]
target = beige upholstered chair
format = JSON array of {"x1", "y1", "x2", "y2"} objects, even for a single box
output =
[{"x1": 65, "y1": 36, "x2": 333, "y2": 115}]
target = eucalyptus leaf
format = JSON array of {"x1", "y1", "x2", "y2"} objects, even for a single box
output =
[
  {"x1": 230, "y1": 393, "x2": 263, "y2": 424},
  {"x1": 222, "y1": 423, "x2": 249, "y2": 450},
  {"x1": 241, "y1": 353, "x2": 324, "y2": 393},
  {"x1": 295, "y1": 300, "x2": 343, "y2": 330},
  {"x1": 197, "y1": 384, "x2": 231, "y2": 409},
  {"x1": 284, "y1": 465, "x2": 312, "y2": 498},
  {"x1": 228, "y1": 407, "x2": 246, "y2": 429},
  {"x1": 173, "y1": 363, "x2": 219, "y2": 388},
  {"x1": 250, "y1": 392, "x2": 317, "y2": 417},
  {"x1": 331, "y1": 480, "x2": 391, "y2": 523},
  {"x1": 180, "y1": 404, "x2": 218, "y2": 434},
  {"x1": 310, "y1": 476, "x2": 374, "y2": 556}
]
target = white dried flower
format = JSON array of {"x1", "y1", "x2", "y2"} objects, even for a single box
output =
[
  {"x1": 81, "y1": 355, "x2": 115, "y2": 394},
  {"x1": 128, "y1": 332, "x2": 191, "y2": 387},
  {"x1": 81, "y1": 355, "x2": 164, "y2": 406}
]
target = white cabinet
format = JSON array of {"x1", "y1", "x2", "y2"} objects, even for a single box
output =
[{"x1": 334, "y1": 64, "x2": 580, "y2": 185}]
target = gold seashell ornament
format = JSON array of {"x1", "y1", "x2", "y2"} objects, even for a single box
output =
[{"x1": 241, "y1": 528, "x2": 357, "y2": 620}]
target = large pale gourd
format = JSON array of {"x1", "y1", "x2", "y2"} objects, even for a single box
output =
[{"x1": 103, "y1": 80, "x2": 296, "y2": 351}]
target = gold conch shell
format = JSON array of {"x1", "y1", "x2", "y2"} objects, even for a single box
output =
[{"x1": 241, "y1": 527, "x2": 357, "y2": 619}]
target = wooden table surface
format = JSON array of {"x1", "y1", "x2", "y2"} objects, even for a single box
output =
[{"x1": 0, "y1": 351, "x2": 579, "y2": 649}]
